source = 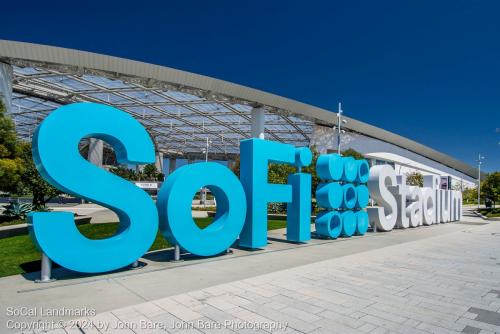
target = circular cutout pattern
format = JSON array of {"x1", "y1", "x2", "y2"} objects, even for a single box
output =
[
  {"x1": 342, "y1": 183, "x2": 357, "y2": 209},
  {"x1": 355, "y1": 159, "x2": 370, "y2": 183},
  {"x1": 315, "y1": 211, "x2": 342, "y2": 239}
]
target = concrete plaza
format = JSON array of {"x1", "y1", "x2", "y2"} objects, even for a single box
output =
[{"x1": 1, "y1": 209, "x2": 500, "y2": 333}]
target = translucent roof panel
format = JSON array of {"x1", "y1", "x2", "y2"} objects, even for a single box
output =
[
  {"x1": 158, "y1": 105, "x2": 193, "y2": 115},
  {"x1": 212, "y1": 114, "x2": 247, "y2": 124},
  {"x1": 40, "y1": 76, "x2": 96, "y2": 91},
  {"x1": 82, "y1": 75, "x2": 133, "y2": 89},
  {"x1": 124, "y1": 106, "x2": 165, "y2": 117},
  {"x1": 189, "y1": 103, "x2": 231, "y2": 113},
  {"x1": 232, "y1": 104, "x2": 252, "y2": 113},
  {"x1": 163, "y1": 91, "x2": 204, "y2": 102},
  {"x1": 122, "y1": 91, "x2": 169, "y2": 103},
  {"x1": 10, "y1": 66, "x2": 312, "y2": 159},
  {"x1": 13, "y1": 66, "x2": 46, "y2": 75},
  {"x1": 86, "y1": 92, "x2": 133, "y2": 105}
]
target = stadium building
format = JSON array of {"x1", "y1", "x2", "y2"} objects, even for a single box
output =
[{"x1": 0, "y1": 40, "x2": 479, "y2": 189}]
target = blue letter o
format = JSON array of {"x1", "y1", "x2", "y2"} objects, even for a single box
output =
[{"x1": 157, "y1": 162, "x2": 246, "y2": 256}]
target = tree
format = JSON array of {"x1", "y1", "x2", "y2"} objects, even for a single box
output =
[
  {"x1": 230, "y1": 146, "x2": 321, "y2": 193},
  {"x1": 109, "y1": 166, "x2": 139, "y2": 180},
  {"x1": 230, "y1": 157, "x2": 240, "y2": 178},
  {"x1": 18, "y1": 142, "x2": 60, "y2": 208},
  {"x1": 109, "y1": 164, "x2": 164, "y2": 181},
  {"x1": 142, "y1": 163, "x2": 164, "y2": 181},
  {"x1": 0, "y1": 101, "x2": 19, "y2": 157},
  {"x1": 0, "y1": 102, "x2": 62, "y2": 207},
  {"x1": 406, "y1": 171, "x2": 424, "y2": 187},
  {"x1": 0, "y1": 101, "x2": 25, "y2": 194},
  {"x1": 268, "y1": 163, "x2": 296, "y2": 185},
  {"x1": 462, "y1": 187, "x2": 478, "y2": 204},
  {"x1": 481, "y1": 172, "x2": 500, "y2": 208},
  {"x1": 341, "y1": 148, "x2": 364, "y2": 160},
  {"x1": 231, "y1": 146, "x2": 362, "y2": 196}
]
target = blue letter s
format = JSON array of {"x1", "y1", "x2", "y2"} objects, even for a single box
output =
[{"x1": 29, "y1": 103, "x2": 158, "y2": 273}]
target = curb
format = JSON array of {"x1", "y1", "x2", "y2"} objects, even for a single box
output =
[{"x1": 472, "y1": 210, "x2": 500, "y2": 221}]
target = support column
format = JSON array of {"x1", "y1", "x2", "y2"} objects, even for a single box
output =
[
  {"x1": 155, "y1": 151, "x2": 164, "y2": 173},
  {"x1": 0, "y1": 63, "x2": 13, "y2": 114},
  {"x1": 168, "y1": 158, "x2": 177, "y2": 175},
  {"x1": 88, "y1": 138, "x2": 104, "y2": 167},
  {"x1": 251, "y1": 106, "x2": 265, "y2": 139}
]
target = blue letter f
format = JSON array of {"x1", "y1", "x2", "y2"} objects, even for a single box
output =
[{"x1": 239, "y1": 139, "x2": 312, "y2": 249}]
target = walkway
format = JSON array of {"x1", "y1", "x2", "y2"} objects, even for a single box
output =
[{"x1": 1, "y1": 209, "x2": 498, "y2": 333}]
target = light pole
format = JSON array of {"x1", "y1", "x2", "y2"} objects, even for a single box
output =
[
  {"x1": 204, "y1": 137, "x2": 210, "y2": 163},
  {"x1": 201, "y1": 138, "x2": 212, "y2": 206},
  {"x1": 334, "y1": 102, "x2": 347, "y2": 154},
  {"x1": 477, "y1": 154, "x2": 485, "y2": 210}
]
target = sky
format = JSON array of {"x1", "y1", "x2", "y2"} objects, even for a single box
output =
[{"x1": 1, "y1": 0, "x2": 499, "y2": 172}]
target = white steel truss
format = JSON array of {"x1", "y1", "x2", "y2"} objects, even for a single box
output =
[{"x1": 10, "y1": 65, "x2": 313, "y2": 159}]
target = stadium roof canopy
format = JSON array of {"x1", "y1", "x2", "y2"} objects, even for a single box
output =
[
  {"x1": 0, "y1": 40, "x2": 479, "y2": 178},
  {"x1": 9, "y1": 67, "x2": 313, "y2": 157}
]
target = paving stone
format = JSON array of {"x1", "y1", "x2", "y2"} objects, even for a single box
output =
[
  {"x1": 359, "y1": 314, "x2": 401, "y2": 331},
  {"x1": 241, "y1": 303, "x2": 319, "y2": 333},
  {"x1": 456, "y1": 317, "x2": 500, "y2": 333},
  {"x1": 318, "y1": 310, "x2": 366, "y2": 329},
  {"x1": 193, "y1": 305, "x2": 235, "y2": 324},
  {"x1": 44, "y1": 329, "x2": 66, "y2": 334},
  {"x1": 467, "y1": 307, "x2": 500, "y2": 326},
  {"x1": 360, "y1": 306, "x2": 408, "y2": 324},
  {"x1": 153, "y1": 299, "x2": 203, "y2": 322},
  {"x1": 461, "y1": 325, "x2": 481, "y2": 334},
  {"x1": 133, "y1": 302, "x2": 167, "y2": 318},
  {"x1": 262, "y1": 301, "x2": 287, "y2": 311},
  {"x1": 357, "y1": 323, "x2": 377, "y2": 332},
  {"x1": 416, "y1": 322, "x2": 464, "y2": 334},
  {"x1": 477, "y1": 330, "x2": 496, "y2": 334},
  {"x1": 369, "y1": 327, "x2": 391, "y2": 334},
  {"x1": 148, "y1": 312, "x2": 184, "y2": 332},
  {"x1": 203, "y1": 296, "x2": 239, "y2": 311},
  {"x1": 270, "y1": 294, "x2": 324, "y2": 314},
  {"x1": 462, "y1": 312, "x2": 478, "y2": 320},
  {"x1": 403, "y1": 318, "x2": 421, "y2": 327}
]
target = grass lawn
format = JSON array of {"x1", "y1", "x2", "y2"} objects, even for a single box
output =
[
  {"x1": 0, "y1": 217, "x2": 287, "y2": 278},
  {"x1": 478, "y1": 208, "x2": 500, "y2": 218},
  {"x1": 0, "y1": 218, "x2": 25, "y2": 227}
]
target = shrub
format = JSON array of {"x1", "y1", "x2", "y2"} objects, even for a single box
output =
[
  {"x1": 3, "y1": 201, "x2": 33, "y2": 219},
  {"x1": 406, "y1": 171, "x2": 424, "y2": 187},
  {"x1": 268, "y1": 202, "x2": 287, "y2": 214}
]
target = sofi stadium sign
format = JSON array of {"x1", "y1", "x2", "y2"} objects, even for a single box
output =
[{"x1": 28, "y1": 103, "x2": 463, "y2": 274}]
